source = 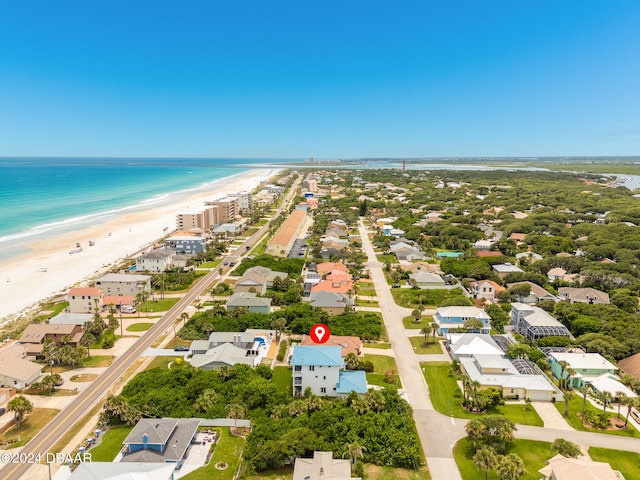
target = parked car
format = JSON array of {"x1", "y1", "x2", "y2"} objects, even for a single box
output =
[
  {"x1": 0, "y1": 408, "x2": 6, "y2": 416},
  {"x1": 121, "y1": 305, "x2": 136, "y2": 314},
  {"x1": 391, "y1": 283, "x2": 401, "y2": 288},
  {"x1": 174, "y1": 345, "x2": 189, "y2": 352}
]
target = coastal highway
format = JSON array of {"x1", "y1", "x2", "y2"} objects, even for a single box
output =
[{"x1": 1, "y1": 173, "x2": 301, "y2": 480}]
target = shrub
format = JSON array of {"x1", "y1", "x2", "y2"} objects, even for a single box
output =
[
  {"x1": 102, "y1": 337, "x2": 114, "y2": 349},
  {"x1": 276, "y1": 341, "x2": 288, "y2": 362}
]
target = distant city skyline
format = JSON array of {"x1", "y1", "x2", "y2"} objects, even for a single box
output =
[{"x1": 1, "y1": 1, "x2": 639, "y2": 158}]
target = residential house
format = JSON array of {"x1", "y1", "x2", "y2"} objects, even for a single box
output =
[
  {"x1": 409, "y1": 271, "x2": 445, "y2": 288},
  {"x1": 300, "y1": 335, "x2": 362, "y2": 356},
  {"x1": 506, "y1": 281, "x2": 558, "y2": 304},
  {"x1": 433, "y1": 306, "x2": 491, "y2": 335},
  {"x1": 447, "y1": 333, "x2": 504, "y2": 359},
  {"x1": 136, "y1": 249, "x2": 176, "y2": 273},
  {"x1": 401, "y1": 261, "x2": 442, "y2": 275},
  {"x1": 291, "y1": 345, "x2": 366, "y2": 397},
  {"x1": 510, "y1": 303, "x2": 572, "y2": 341},
  {"x1": 121, "y1": 418, "x2": 201, "y2": 469},
  {"x1": 548, "y1": 351, "x2": 615, "y2": 386},
  {"x1": 94, "y1": 273, "x2": 151, "y2": 297},
  {"x1": 235, "y1": 266, "x2": 288, "y2": 295},
  {"x1": 469, "y1": 279, "x2": 504, "y2": 301},
  {"x1": 548, "y1": 351, "x2": 636, "y2": 400},
  {"x1": 189, "y1": 331, "x2": 268, "y2": 370},
  {"x1": 265, "y1": 209, "x2": 307, "y2": 257},
  {"x1": 508, "y1": 232, "x2": 527, "y2": 244},
  {"x1": 515, "y1": 252, "x2": 543, "y2": 264},
  {"x1": 163, "y1": 235, "x2": 206, "y2": 254},
  {"x1": 390, "y1": 241, "x2": 424, "y2": 261},
  {"x1": 316, "y1": 262, "x2": 348, "y2": 274},
  {"x1": 67, "y1": 287, "x2": 103, "y2": 313},
  {"x1": 476, "y1": 251, "x2": 504, "y2": 258},
  {"x1": 557, "y1": 287, "x2": 610, "y2": 304},
  {"x1": 538, "y1": 454, "x2": 625, "y2": 480},
  {"x1": 0, "y1": 344, "x2": 42, "y2": 389},
  {"x1": 458, "y1": 353, "x2": 558, "y2": 401},
  {"x1": 293, "y1": 451, "x2": 360, "y2": 480},
  {"x1": 617, "y1": 352, "x2": 640, "y2": 382},
  {"x1": 19, "y1": 323, "x2": 84, "y2": 356},
  {"x1": 311, "y1": 270, "x2": 353, "y2": 295},
  {"x1": 473, "y1": 239, "x2": 494, "y2": 250},
  {"x1": 48, "y1": 312, "x2": 94, "y2": 326},
  {"x1": 492, "y1": 263, "x2": 524, "y2": 279},
  {"x1": 547, "y1": 267, "x2": 580, "y2": 283},
  {"x1": 226, "y1": 292, "x2": 272, "y2": 314},
  {"x1": 69, "y1": 463, "x2": 176, "y2": 480},
  {"x1": 308, "y1": 291, "x2": 354, "y2": 316}
]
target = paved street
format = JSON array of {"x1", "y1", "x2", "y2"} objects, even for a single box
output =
[{"x1": 358, "y1": 220, "x2": 464, "y2": 480}]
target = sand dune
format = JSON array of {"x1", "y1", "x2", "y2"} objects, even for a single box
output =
[{"x1": 0, "y1": 168, "x2": 279, "y2": 324}]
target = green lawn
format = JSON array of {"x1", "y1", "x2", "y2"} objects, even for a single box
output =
[
  {"x1": 126, "y1": 322, "x2": 154, "y2": 332},
  {"x1": 272, "y1": 366, "x2": 293, "y2": 398},
  {"x1": 146, "y1": 356, "x2": 178, "y2": 370},
  {"x1": 199, "y1": 259, "x2": 222, "y2": 268},
  {"x1": 454, "y1": 437, "x2": 551, "y2": 480},
  {"x1": 364, "y1": 354, "x2": 401, "y2": 389},
  {"x1": 0, "y1": 408, "x2": 60, "y2": 449},
  {"x1": 182, "y1": 428, "x2": 245, "y2": 480},
  {"x1": 422, "y1": 363, "x2": 543, "y2": 426},
  {"x1": 364, "y1": 342, "x2": 392, "y2": 349},
  {"x1": 138, "y1": 297, "x2": 180, "y2": 312},
  {"x1": 243, "y1": 468, "x2": 292, "y2": 480},
  {"x1": 403, "y1": 315, "x2": 436, "y2": 330},
  {"x1": 355, "y1": 299, "x2": 379, "y2": 307},
  {"x1": 88, "y1": 425, "x2": 132, "y2": 461},
  {"x1": 364, "y1": 464, "x2": 431, "y2": 480},
  {"x1": 409, "y1": 336, "x2": 444, "y2": 354},
  {"x1": 376, "y1": 254, "x2": 397, "y2": 264},
  {"x1": 358, "y1": 288, "x2": 378, "y2": 297},
  {"x1": 554, "y1": 394, "x2": 639, "y2": 437},
  {"x1": 392, "y1": 288, "x2": 471, "y2": 308},
  {"x1": 91, "y1": 330, "x2": 120, "y2": 349},
  {"x1": 82, "y1": 355, "x2": 114, "y2": 368},
  {"x1": 589, "y1": 446, "x2": 640, "y2": 479}
]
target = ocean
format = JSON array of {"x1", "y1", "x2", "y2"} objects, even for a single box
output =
[{"x1": 0, "y1": 157, "x2": 292, "y2": 261}]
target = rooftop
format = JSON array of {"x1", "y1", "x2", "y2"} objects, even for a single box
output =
[{"x1": 291, "y1": 345, "x2": 343, "y2": 367}]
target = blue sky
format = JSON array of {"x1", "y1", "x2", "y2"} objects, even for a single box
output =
[{"x1": 0, "y1": 1, "x2": 639, "y2": 158}]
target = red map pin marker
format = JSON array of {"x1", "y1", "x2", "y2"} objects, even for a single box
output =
[{"x1": 310, "y1": 323, "x2": 330, "y2": 344}]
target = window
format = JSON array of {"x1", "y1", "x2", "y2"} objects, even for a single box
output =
[
  {"x1": 294, "y1": 365, "x2": 302, "y2": 372},
  {"x1": 320, "y1": 387, "x2": 326, "y2": 393},
  {"x1": 309, "y1": 366, "x2": 315, "y2": 371},
  {"x1": 323, "y1": 376, "x2": 326, "y2": 380}
]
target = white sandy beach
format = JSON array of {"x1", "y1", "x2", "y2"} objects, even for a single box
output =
[{"x1": 0, "y1": 168, "x2": 279, "y2": 324}]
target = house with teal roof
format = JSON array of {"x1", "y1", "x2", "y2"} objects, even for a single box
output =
[{"x1": 291, "y1": 345, "x2": 367, "y2": 397}]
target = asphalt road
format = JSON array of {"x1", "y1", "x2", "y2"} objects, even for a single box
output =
[{"x1": 2, "y1": 175, "x2": 301, "y2": 480}]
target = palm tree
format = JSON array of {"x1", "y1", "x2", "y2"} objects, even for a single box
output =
[
  {"x1": 80, "y1": 332, "x2": 96, "y2": 358},
  {"x1": 271, "y1": 317, "x2": 287, "y2": 342},
  {"x1": 194, "y1": 389, "x2": 218, "y2": 414},
  {"x1": 557, "y1": 360, "x2": 569, "y2": 389},
  {"x1": 496, "y1": 453, "x2": 526, "y2": 480},
  {"x1": 227, "y1": 403, "x2": 245, "y2": 431},
  {"x1": 420, "y1": 327, "x2": 431, "y2": 346},
  {"x1": 344, "y1": 353, "x2": 360, "y2": 370},
  {"x1": 431, "y1": 321, "x2": 439, "y2": 345},
  {"x1": 343, "y1": 441, "x2": 366, "y2": 468},
  {"x1": 7, "y1": 395, "x2": 33, "y2": 430},
  {"x1": 411, "y1": 308, "x2": 423, "y2": 323},
  {"x1": 579, "y1": 384, "x2": 591, "y2": 425},
  {"x1": 616, "y1": 391, "x2": 627, "y2": 419},
  {"x1": 463, "y1": 318, "x2": 483, "y2": 333},
  {"x1": 364, "y1": 389, "x2": 386, "y2": 413},
  {"x1": 473, "y1": 447, "x2": 498, "y2": 480},
  {"x1": 625, "y1": 397, "x2": 640, "y2": 427},
  {"x1": 562, "y1": 391, "x2": 574, "y2": 417},
  {"x1": 303, "y1": 394, "x2": 324, "y2": 415},
  {"x1": 599, "y1": 390, "x2": 613, "y2": 413}
]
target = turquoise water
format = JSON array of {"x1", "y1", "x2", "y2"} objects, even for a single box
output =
[{"x1": 0, "y1": 157, "x2": 291, "y2": 260}]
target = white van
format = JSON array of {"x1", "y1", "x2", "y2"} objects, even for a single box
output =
[{"x1": 121, "y1": 305, "x2": 136, "y2": 314}]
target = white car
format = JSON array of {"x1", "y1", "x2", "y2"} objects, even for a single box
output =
[{"x1": 121, "y1": 306, "x2": 136, "y2": 314}]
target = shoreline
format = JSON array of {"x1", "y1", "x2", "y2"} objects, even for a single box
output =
[{"x1": 0, "y1": 168, "x2": 280, "y2": 325}]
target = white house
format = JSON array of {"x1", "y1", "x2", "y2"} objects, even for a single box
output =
[
  {"x1": 469, "y1": 279, "x2": 504, "y2": 301},
  {"x1": 136, "y1": 249, "x2": 176, "y2": 272},
  {"x1": 94, "y1": 273, "x2": 152, "y2": 296},
  {"x1": 434, "y1": 306, "x2": 492, "y2": 335},
  {"x1": 492, "y1": 263, "x2": 524, "y2": 279},
  {"x1": 510, "y1": 303, "x2": 572, "y2": 341},
  {"x1": 291, "y1": 345, "x2": 366, "y2": 397},
  {"x1": 67, "y1": 287, "x2": 104, "y2": 313}
]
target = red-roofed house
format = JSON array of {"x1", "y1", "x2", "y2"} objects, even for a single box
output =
[
  {"x1": 316, "y1": 262, "x2": 349, "y2": 274},
  {"x1": 300, "y1": 335, "x2": 362, "y2": 356},
  {"x1": 67, "y1": 287, "x2": 104, "y2": 313},
  {"x1": 476, "y1": 251, "x2": 504, "y2": 258}
]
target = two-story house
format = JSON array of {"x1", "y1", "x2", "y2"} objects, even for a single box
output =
[
  {"x1": 433, "y1": 306, "x2": 491, "y2": 335},
  {"x1": 291, "y1": 345, "x2": 366, "y2": 397},
  {"x1": 136, "y1": 249, "x2": 176, "y2": 273},
  {"x1": 469, "y1": 279, "x2": 504, "y2": 301},
  {"x1": 67, "y1": 287, "x2": 103, "y2": 313},
  {"x1": 510, "y1": 303, "x2": 572, "y2": 341}
]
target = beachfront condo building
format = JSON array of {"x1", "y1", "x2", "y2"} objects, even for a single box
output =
[
  {"x1": 265, "y1": 209, "x2": 308, "y2": 257},
  {"x1": 237, "y1": 191, "x2": 253, "y2": 214},
  {"x1": 204, "y1": 196, "x2": 238, "y2": 223}
]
